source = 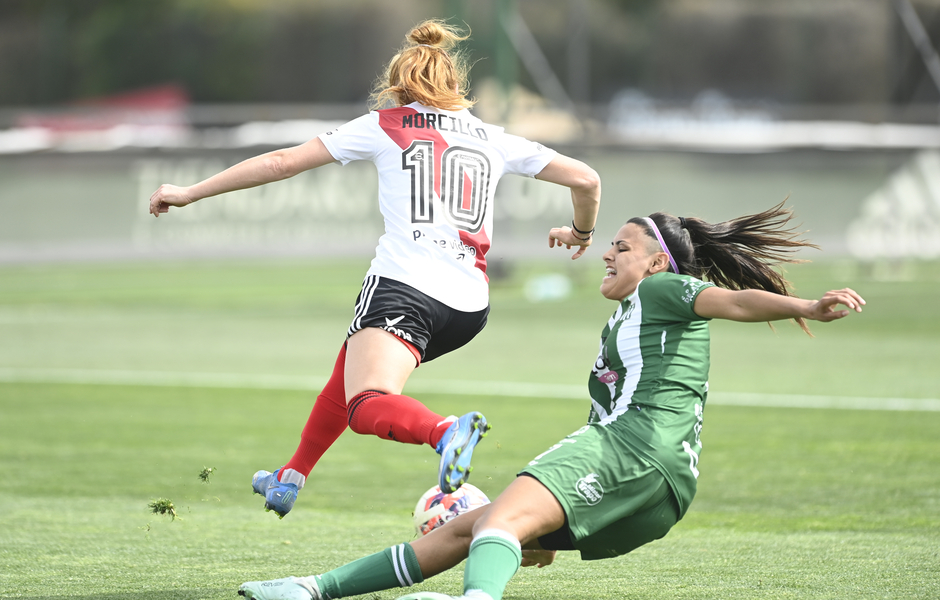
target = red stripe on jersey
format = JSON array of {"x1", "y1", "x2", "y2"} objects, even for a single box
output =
[
  {"x1": 378, "y1": 107, "x2": 445, "y2": 198},
  {"x1": 460, "y1": 228, "x2": 490, "y2": 280},
  {"x1": 462, "y1": 172, "x2": 473, "y2": 210},
  {"x1": 378, "y1": 107, "x2": 489, "y2": 278}
]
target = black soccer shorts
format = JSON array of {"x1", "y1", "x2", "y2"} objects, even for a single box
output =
[{"x1": 347, "y1": 275, "x2": 489, "y2": 363}]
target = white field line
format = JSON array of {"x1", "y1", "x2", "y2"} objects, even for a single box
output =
[{"x1": 1, "y1": 367, "x2": 938, "y2": 412}]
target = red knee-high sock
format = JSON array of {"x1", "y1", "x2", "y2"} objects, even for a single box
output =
[
  {"x1": 347, "y1": 390, "x2": 453, "y2": 447},
  {"x1": 281, "y1": 344, "x2": 349, "y2": 480}
]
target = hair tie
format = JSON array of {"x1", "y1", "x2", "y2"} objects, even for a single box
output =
[
  {"x1": 643, "y1": 217, "x2": 679, "y2": 274},
  {"x1": 678, "y1": 217, "x2": 687, "y2": 229},
  {"x1": 416, "y1": 44, "x2": 439, "y2": 50}
]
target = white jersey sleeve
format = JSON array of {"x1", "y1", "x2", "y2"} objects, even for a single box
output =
[
  {"x1": 499, "y1": 132, "x2": 557, "y2": 177},
  {"x1": 318, "y1": 114, "x2": 379, "y2": 165},
  {"x1": 317, "y1": 103, "x2": 557, "y2": 312}
]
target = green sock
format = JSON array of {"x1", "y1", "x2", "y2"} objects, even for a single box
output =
[
  {"x1": 462, "y1": 531, "x2": 522, "y2": 600},
  {"x1": 311, "y1": 542, "x2": 424, "y2": 599}
]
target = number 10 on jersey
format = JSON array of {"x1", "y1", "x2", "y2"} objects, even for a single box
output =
[{"x1": 402, "y1": 141, "x2": 492, "y2": 234}]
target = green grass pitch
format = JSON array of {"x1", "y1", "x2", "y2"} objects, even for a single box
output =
[{"x1": 1, "y1": 258, "x2": 938, "y2": 599}]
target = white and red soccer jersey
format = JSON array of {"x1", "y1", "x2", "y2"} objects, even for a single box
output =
[{"x1": 318, "y1": 102, "x2": 557, "y2": 312}]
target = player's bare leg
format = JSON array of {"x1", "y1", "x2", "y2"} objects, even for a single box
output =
[
  {"x1": 344, "y1": 327, "x2": 416, "y2": 398},
  {"x1": 345, "y1": 327, "x2": 490, "y2": 493},
  {"x1": 249, "y1": 330, "x2": 417, "y2": 520},
  {"x1": 411, "y1": 492, "x2": 560, "y2": 577},
  {"x1": 436, "y1": 476, "x2": 565, "y2": 600},
  {"x1": 470, "y1": 475, "x2": 565, "y2": 544},
  {"x1": 238, "y1": 486, "x2": 564, "y2": 600},
  {"x1": 411, "y1": 503, "x2": 487, "y2": 576}
]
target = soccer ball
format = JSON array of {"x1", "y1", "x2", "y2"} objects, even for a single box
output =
[{"x1": 413, "y1": 483, "x2": 490, "y2": 536}]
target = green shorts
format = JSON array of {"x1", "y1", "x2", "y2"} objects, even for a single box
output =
[{"x1": 519, "y1": 423, "x2": 680, "y2": 560}]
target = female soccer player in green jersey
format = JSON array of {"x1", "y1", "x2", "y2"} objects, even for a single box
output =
[{"x1": 237, "y1": 203, "x2": 865, "y2": 600}]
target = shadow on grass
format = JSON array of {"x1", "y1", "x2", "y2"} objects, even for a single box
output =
[{"x1": 13, "y1": 591, "x2": 231, "y2": 600}]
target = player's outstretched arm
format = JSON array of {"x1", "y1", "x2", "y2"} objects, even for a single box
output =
[
  {"x1": 693, "y1": 286, "x2": 865, "y2": 323},
  {"x1": 536, "y1": 154, "x2": 601, "y2": 260},
  {"x1": 149, "y1": 137, "x2": 336, "y2": 217}
]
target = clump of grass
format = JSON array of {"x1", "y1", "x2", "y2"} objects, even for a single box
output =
[
  {"x1": 198, "y1": 466, "x2": 216, "y2": 483},
  {"x1": 148, "y1": 498, "x2": 179, "y2": 520}
]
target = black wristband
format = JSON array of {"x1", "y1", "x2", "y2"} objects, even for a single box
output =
[{"x1": 571, "y1": 220, "x2": 595, "y2": 236}]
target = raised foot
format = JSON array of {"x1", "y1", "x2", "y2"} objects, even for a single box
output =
[{"x1": 436, "y1": 412, "x2": 491, "y2": 494}]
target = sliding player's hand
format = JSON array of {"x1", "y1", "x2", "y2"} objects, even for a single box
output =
[
  {"x1": 521, "y1": 548, "x2": 557, "y2": 568},
  {"x1": 807, "y1": 288, "x2": 866, "y2": 322}
]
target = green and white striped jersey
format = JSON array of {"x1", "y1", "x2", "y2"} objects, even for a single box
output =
[{"x1": 587, "y1": 272, "x2": 714, "y2": 518}]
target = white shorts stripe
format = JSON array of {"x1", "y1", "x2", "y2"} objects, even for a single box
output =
[
  {"x1": 352, "y1": 274, "x2": 377, "y2": 315},
  {"x1": 351, "y1": 275, "x2": 379, "y2": 331},
  {"x1": 349, "y1": 275, "x2": 380, "y2": 336}
]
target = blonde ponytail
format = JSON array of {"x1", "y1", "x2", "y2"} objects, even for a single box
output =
[{"x1": 371, "y1": 20, "x2": 475, "y2": 111}]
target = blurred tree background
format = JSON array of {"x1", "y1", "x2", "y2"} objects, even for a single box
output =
[{"x1": 0, "y1": 0, "x2": 938, "y2": 110}]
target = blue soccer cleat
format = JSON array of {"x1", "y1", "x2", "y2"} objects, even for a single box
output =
[
  {"x1": 239, "y1": 576, "x2": 324, "y2": 600},
  {"x1": 435, "y1": 412, "x2": 490, "y2": 494},
  {"x1": 252, "y1": 469, "x2": 299, "y2": 519}
]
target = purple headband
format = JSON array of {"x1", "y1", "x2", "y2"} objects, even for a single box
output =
[{"x1": 643, "y1": 217, "x2": 678, "y2": 274}]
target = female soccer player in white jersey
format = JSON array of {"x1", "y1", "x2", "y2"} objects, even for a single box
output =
[
  {"x1": 148, "y1": 20, "x2": 601, "y2": 517},
  {"x1": 236, "y1": 203, "x2": 865, "y2": 600}
]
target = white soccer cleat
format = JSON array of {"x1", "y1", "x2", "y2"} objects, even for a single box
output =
[{"x1": 238, "y1": 576, "x2": 323, "y2": 600}]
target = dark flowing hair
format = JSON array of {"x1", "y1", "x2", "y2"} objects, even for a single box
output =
[{"x1": 629, "y1": 201, "x2": 819, "y2": 334}]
